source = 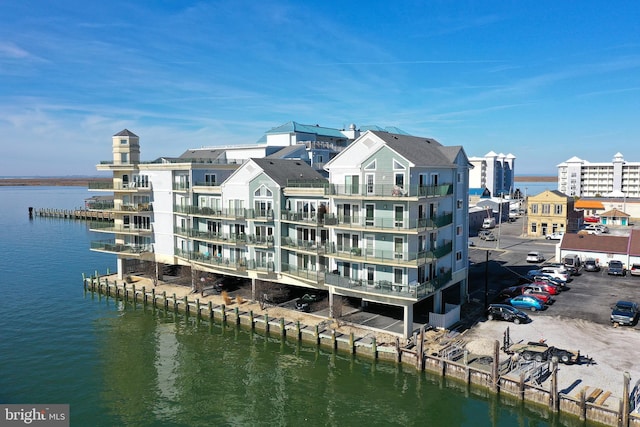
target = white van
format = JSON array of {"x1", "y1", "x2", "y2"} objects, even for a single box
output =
[{"x1": 482, "y1": 217, "x2": 496, "y2": 229}]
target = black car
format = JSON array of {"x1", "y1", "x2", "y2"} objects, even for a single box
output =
[
  {"x1": 486, "y1": 304, "x2": 530, "y2": 324},
  {"x1": 610, "y1": 301, "x2": 639, "y2": 326},
  {"x1": 583, "y1": 259, "x2": 600, "y2": 272}
]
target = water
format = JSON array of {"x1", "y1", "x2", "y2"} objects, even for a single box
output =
[{"x1": 0, "y1": 186, "x2": 572, "y2": 426}]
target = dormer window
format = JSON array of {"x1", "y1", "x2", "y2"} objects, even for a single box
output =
[{"x1": 254, "y1": 185, "x2": 273, "y2": 197}]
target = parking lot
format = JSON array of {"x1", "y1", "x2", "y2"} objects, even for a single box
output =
[{"x1": 468, "y1": 218, "x2": 640, "y2": 328}]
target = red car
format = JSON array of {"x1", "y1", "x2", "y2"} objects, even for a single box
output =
[
  {"x1": 521, "y1": 287, "x2": 554, "y2": 304},
  {"x1": 584, "y1": 216, "x2": 600, "y2": 223},
  {"x1": 529, "y1": 281, "x2": 560, "y2": 295}
]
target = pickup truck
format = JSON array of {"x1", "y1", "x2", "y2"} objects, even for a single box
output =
[{"x1": 607, "y1": 260, "x2": 626, "y2": 276}]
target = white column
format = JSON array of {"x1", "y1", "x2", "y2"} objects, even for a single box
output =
[
  {"x1": 403, "y1": 304, "x2": 414, "y2": 338},
  {"x1": 117, "y1": 258, "x2": 124, "y2": 280}
]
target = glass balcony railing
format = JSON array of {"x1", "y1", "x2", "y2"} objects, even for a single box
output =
[
  {"x1": 280, "y1": 262, "x2": 323, "y2": 283},
  {"x1": 280, "y1": 237, "x2": 331, "y2": 254},
  {"x1": 88, "y1": 181, "x2": 151, "y2": 191},
  {"x1": 90, "y1": 240, "x2": 152, "y2": 254},
  {"x1": 325, "y1": 183, "x2": 453, "y2": 198},
  {"x1": 323, "y1": 213, "x2": 453, "y2": 230},
  {"x1": 324, "y1": 269, "x2": 452, "y2": 299},
  {"x1": 325, "y1": 241, "x2": 452, "y2": 264},
  {"x1": 89, "y1": 222, "x2": 153, "y2": 233}
]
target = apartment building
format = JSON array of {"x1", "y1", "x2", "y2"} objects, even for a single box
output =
[
  {"x1": 469, "y1": 151, "x2": 515, "y2": 198},
  {"x1": 90, "y1": 128, "x2": 471, "y2": 337},
  {"x1": 526, "y1": 190, "x2": 581, "y2": 237},
  {"x1": 557, "y1": 152, "x2": 640, "y2": 197}
]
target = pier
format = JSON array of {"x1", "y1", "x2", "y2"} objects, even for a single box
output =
[{"x1": 32, "y1": 208, "x2": 114, "y2": 221}]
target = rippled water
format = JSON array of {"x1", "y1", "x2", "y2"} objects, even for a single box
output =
[{"x1": 0, "y1": 186, "x2": 574, "y2": 426}]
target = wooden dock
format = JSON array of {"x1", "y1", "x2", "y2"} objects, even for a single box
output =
[{"x1": 33, "y1": 208, "x2": 114, "y2": 221}]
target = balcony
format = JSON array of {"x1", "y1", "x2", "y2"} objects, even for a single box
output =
[
  {"x1": 281, "y1": 237, "x2": 330, "y2": 254},
  {"x1": 324, "y1": 269, "x2": 452, "y2": 299},
  {"x1": 173, "y1": 182, "x2": 190, "y2": 191},
  {"x1": 88, "y1": 181, "x2": 152, "y2": 191},
  {"x1": 280, "y1": 210, "x2": 324, "y2": 225},
  {"x1": 326, "y1": 241, "x2": 452, "y2": 265},
  {"x1": 280, "y1": 262, "x2": 323, "y2": 284},
  {"x1": 91, "y1": 240, "x2": 152, "y2": 255},
  {"x1": 177, "y1": 228, "x2": 250, "y2": 246},
  {"x1": 322, "y1": 212, "x2": 453, "y2": 231},
  {"x1": 174, "y1": 249, "x2": 249, "y2": 274},
  {"x1": 325, "y1": 183, "x2": 453, "y2": 198},
  {"x1": 89, "y1": 222, "x2": 153, "y2": 234},
  {"x1": 173, "y1": 205, "x2": 246, "y2": 220}
]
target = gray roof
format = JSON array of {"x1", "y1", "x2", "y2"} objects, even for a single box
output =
[
  {"x1": 370, "y1": 131, "x2": 463, "y2": 167},
  {"x1": 252, "y1": 158, "x2": 327, "y2": 187},
  {"x1": 114, "y1": 129, "x2": 138, "y2": 137},
  {"x1": 265, "y1": 144, "x2": 308, "y2": 159},
  {"x1": 178, "y1": 149, "x2": 226, "y2": 161}
]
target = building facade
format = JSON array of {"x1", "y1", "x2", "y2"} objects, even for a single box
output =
[
  {"x1": 557, "y1": 152, "x2": 640, "y2": 197},
  {"x1": 90, "y1": 128, "x2": 471, "y2": 338},
  {"x1": 526, "y1": 190, "x2": 581, "y2": 237},
  {"x1": 469, "y1": 151, "x2": 515, "y2": 198}
]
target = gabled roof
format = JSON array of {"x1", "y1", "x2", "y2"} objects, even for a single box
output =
[
  {"x1": 370, "y1": 131, "x2": 463, "y2": 167},
  {"x1": 560, "y1": 233, "x2": 629, "y2": 254},
  {"x1": 114, "y1": 129, "x2": 138, "y2": 137},
  {"x1": 265, "y1": 145, "x2": 308, "y2": 160},
  {"x1": 251, "y1": 158, "x2": 326, "y2": 187},
  {"x1": 600, "y1": 208, "x2": 630, "y2": 218},
  {"x1": 265, "y1": 122, "x2": 346, "y2": 138}
]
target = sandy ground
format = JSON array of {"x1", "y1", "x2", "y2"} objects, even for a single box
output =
[{"x1": 460, "y1": 314, "x2": 640, "y2": 403}]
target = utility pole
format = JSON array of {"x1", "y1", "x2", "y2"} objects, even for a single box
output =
[{"x1": 484, "y1": 250, "x2": 490, "y2": 310}]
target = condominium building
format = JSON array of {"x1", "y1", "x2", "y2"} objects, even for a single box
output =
[
  {"x1": 468, "y1": 151, "x2": 516, "y2": 198},
  {"x1": 557, "y1": 153, "x2": 640, "y2": 198},
  {"x1": 90, "y1": 127, "x2": 471, "y2": 337}
]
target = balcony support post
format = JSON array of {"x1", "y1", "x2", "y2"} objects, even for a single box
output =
[{"x1": 403, "y1": 304, "x2": 414, "y2": 338}]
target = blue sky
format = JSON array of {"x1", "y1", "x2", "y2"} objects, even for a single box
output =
[{"x1": 1, "y1": 1, "x2": 639, "y2": 176}]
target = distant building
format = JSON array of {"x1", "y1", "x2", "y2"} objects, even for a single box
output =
[
  {"x1": 557, "y1": 152, "x2": 640, "y2": 197},
  {"x1": 469, "y1": 151, "x2": 515, "y2": 198},
  {"x1": 526, "y1": 190, "x2": 581, "y2": 237}
]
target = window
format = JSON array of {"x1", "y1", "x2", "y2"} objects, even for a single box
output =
[
  {"x1": 254, "y1": 185, "x2": 273, "y2": 197},
  {"x1": 393, "y1": 160, "x2": 406, "y2": 170},
  {"x1": 120, "y1": 139, "x2": 127, "y2": 144},
  {"x1": 457, "y1": 199, "x2": 463, "y2": 209},
  {"x1": 205, "y1": 173, "x2": 217, "y2": 185},
  {"x1": 457, "y1": 172, "x2": 462, "y2": 183},
  {"x1": 456, "y1": 226, "x2": 462, "y2": 236},
  {"x1": 456, "y1": 251, "x2": 462, "y2": 261},
  {"x1": 394, "y1": 237, "x2": 403, "y2": 259},
  {"x1": 530, "y1": 204, "x2": 538, "y2": 214},
  {"x1": 542, "y1": 204, "x2": 550, "y2": 214},
  {"x1": 531, "y1": 223, "x2": 537, "y2": 233},
  {"x1": 394, "y1": 268, "x2": 403, "y2": 284},
  {"x1": 364, "y1": 160, "x2": 376, "y2": 170},
  {"x1": 554, "y1": 204, "x2": 563, "y2": 215}
]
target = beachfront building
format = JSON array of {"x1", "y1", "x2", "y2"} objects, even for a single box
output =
[
  {"x1": 90, "y1": 126, "x2": 471, "y2": 337},
  {"x1": 469, "y1": 151, "x2": 515, "y2": 199},
  {"x1": 557, "y1": 153, "x2": 640, "y2": 198},
  {"x1": 526, "y1": 190, "x2": 581, "y2": 237}
]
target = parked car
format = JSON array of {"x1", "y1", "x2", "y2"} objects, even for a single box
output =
[
  {"x1": 607, "y1": 260, "x2": 626, "y2": 276},
  {"x1": 521, "y1": 289, "x2": 553, "y2": 304},
  {"x1": 526, "y1": 251, "x2": 545, "y2": 263},
  {"x1": 538, "y1": 266, "x2": 570, "y2": 282},
  {"x1": 583, "y1": 224, "x2": 607, "y2": 234},
  {"x1": 629, "y1": 263, "x2": 640, "y2": 276},
  {"x1": 531, "y1": 274, "x2": 567, "y2": 288},
  {"x1": 484, "y1": 233, "x2": 496, "y2": 241},
  {"x1": 562, "y1": 254, "x2": 582, "y2": 275},
  {"x1": 497, "y1": 286, "x2": 525, "y2": 300},
  {"x1": 528, "y1": 268, "x2": 568, "y2": 283},
  {"x1": 583, "y1": 258, "x2": 601, "y2": 272},
  {"x1": 509, "y1": 295, "x2": 545, "y2": 311},
  {"x1": 584, "y1": 216, "x2": 600, "y2": 223},
  {"x1": 526, "y1": 282, "x2": 560, "y2": 295},
  {"x1": 610, "y1": 301, "x2": 639, "y2": 326},
  {"x1": 545, "y1": 231, "x2": 565, "y2": 240},
  {"x1": 486, "y1": 304, "x2": 530, "y2": 324},
  {"x1": 294, "y1": 299, "x2": 310, "y2": 312}
]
